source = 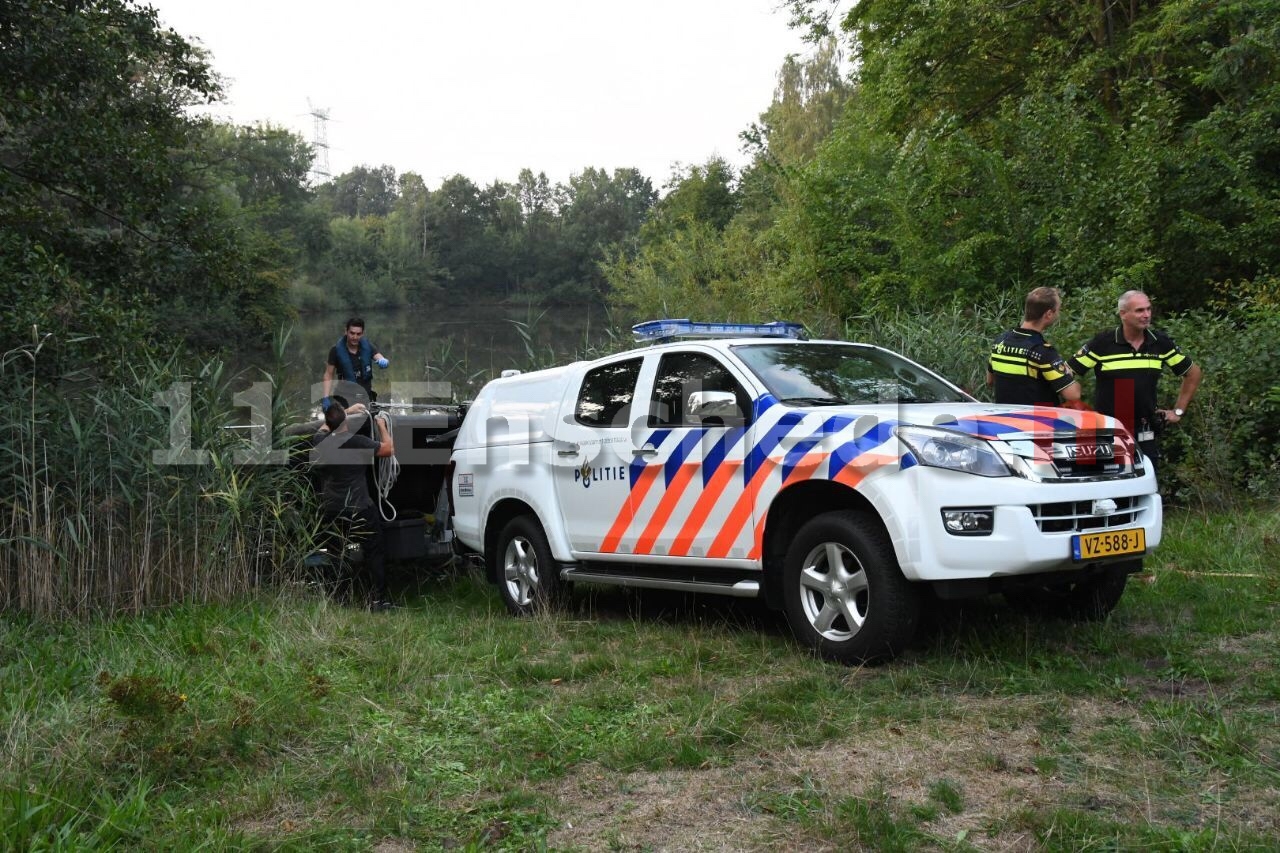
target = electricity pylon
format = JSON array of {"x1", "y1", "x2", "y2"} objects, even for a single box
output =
[{"x1": 306, "y1": 98, "x2": 331, "y2": 183}]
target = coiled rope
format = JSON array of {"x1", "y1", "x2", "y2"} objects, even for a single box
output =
[{"x1": 372, "y1": 409, "x2": 401, "y2": 522}]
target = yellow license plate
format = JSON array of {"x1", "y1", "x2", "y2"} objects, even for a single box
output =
[{"x1": 1072, "y1": 528, "x2": 1146, "y2": 562}]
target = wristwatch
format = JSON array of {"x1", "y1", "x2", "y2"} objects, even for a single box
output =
[{"x1": 1173, "y1": 407, "x2": 1185, "y2": 417}]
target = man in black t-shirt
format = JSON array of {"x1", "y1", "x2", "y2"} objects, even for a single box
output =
[
  {"x1": 310, "y1": 403, "x2": 396, "y2": 610},
  {"x1": 1067, "y1": 290, "x2": 1202, "y2": 472},
  {"x1": 988, "y1": 286, "x2": 1082, "y2": 406}
]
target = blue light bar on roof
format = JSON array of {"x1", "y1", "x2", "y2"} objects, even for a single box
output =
[{"x1": 632, "y1": 319, "x2": 808, "y2": 343}]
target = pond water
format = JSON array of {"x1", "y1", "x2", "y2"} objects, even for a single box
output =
[{"x1": 264, "y1": 301, "x2": 620, "y2": 412}]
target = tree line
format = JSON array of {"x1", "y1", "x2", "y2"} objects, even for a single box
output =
[
  {"x1": 298, "y1": 164, "x2": 657, "y2": 312},
  {"x1": 606, "y1": 1, "x2": 1279, "y2": 322},
  {"x1": 1, "y1": 0, "x2": 663, "y2": 383}
]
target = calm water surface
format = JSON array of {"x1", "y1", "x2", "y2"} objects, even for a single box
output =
[{"x1": 266, "y1": 301, "x2": 618, "y2": 411}]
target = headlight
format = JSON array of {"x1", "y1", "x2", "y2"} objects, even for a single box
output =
[{"x1": 895, "y1": 426, "x2": 1011, "y2": 477}]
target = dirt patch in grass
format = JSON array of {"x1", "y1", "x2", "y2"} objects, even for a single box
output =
[
  {"x1": 1124, "y1": 673, "x2": 1217, "y2": 701},
  {"x1": 541, "y1": 696, "x2": 1054, "y2": 850},
  {"x1": 544, "y1": 761, "x2": 787, "y2": 852},
  {"x1": 540, "y1": 694, "x2": 1277, "y2": 850},
  {"x1": 1215, "y1": 629, "x2": 1280, "y2": 660}
]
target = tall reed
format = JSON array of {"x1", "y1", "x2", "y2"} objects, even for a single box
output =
[{"x1": 0, "y1": 329, "x2": 318, "y2": 616}]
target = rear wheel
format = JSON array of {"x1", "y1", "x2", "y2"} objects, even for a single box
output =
[
  {"x1": 782, "y1": 511, "x2": 919, "y2": 665},
  {"x1": 494, "y1": 515, "x2": 564, "y2": 615},
  {"x1": 1004, "y1": 560, "x2": 1136, "y2": 621}
]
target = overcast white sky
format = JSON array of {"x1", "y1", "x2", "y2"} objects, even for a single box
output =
[{"x1": 147, "y1": 1, "x2": 811, "y2": 189}]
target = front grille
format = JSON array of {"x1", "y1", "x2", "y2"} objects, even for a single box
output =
[
  {"x1": 1031, "y1": 495, "x2": 1145, "y2": 533},
  {"x1": 1049, "y1": 430, "x2": 1135, "y2": 479},
  {"x1": 1051, "y1": 455, "x2": 1130, "y2": 479},
  {"x1": 1004, "y1": 430, "x2": 1143, "y2": 482}
]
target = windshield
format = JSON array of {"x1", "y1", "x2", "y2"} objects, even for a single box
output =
[{"x1": 732, "y1": 343, "x2": 970, "y2": 405}]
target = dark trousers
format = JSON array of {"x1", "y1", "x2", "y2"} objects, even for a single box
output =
[
  {"x1": 325, "y1": 504, "x2": 388, "y2": 601},
  {"x1": 1138, "y1": 416, "x2": 1161, "y2": 480},
  {"x1": 1139, "y1": 439, "x2": 1160, "y2": 478}
]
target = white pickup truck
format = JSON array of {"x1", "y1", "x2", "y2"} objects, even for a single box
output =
[{"x1": 450, "y1": 320, "x2": 1161, "y2": 663}]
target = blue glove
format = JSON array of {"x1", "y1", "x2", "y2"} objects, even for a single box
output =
[
  {"x1": 321, "y1": 396, "x2": 332, "y2": 412},
  {"x1": 376, "y1": 357, "x2": 389, "y2": 369}
]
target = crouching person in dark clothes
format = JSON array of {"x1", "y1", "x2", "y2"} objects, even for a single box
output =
[{"x1": 310, "y1": 403, "x2": 396, "y2": 611}]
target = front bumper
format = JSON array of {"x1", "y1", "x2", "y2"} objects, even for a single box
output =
[{"x1": 874, "y1": 466, "x2": 1162, "y2": 582}]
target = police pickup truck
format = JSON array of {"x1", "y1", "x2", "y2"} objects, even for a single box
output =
[{"x1": 450, "y1": 320, "x2": 1161, "y2": 664}]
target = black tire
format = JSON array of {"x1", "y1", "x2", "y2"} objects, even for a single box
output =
[
  {"x1": 1004, "y1": 559, "x2": 1136, "y2": 621},
  {"x1": 781, "y1": 511, "x2": 920, "y2": 665},
  {"x1": 494, "y1": 515, "x2": 564, "y2": 616}
]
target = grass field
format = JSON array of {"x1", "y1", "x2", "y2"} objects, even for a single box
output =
[{"x1": 3, "y1": 505, "x2": 1278, "y2": 851}]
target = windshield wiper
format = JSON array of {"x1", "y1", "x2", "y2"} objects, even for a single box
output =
[{"x1": 779, "y1": 396, "x2": 850, "y2": 406}]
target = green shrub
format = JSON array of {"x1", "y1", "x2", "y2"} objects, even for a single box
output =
[
  {"x1": 287, "y1": 278, "x2": 340, "y2": 313},
  {"x1": 1159, "y1": 301, "x2": 1280, "y2": 503}
]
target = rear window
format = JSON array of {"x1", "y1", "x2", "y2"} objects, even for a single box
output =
[{"x1": 575, "y1": 358, "x2": 642, "y2": 427}]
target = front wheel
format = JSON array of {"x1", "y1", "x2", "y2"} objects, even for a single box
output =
[
  {"x1": 494, "y1": 515, "x2": 564, "y2": 615},
  {"x1": 781, "y1": 511, "x2": 919, "y2": 665}
]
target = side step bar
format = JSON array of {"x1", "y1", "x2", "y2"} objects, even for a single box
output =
[{"x1": 560, "y1": 569, "x2": 760, "y2": 598}]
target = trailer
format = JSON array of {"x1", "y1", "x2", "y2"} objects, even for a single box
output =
[{"x1": 288, "y1": 402, "x2": 465, "y2": 576}]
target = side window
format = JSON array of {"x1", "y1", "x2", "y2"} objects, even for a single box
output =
[
  {"x1": 575, "y1": 358, "x2": 641, "y2": 428},
  {"x1": 649, "y1": 352, "x2": 750, "y2": 428}
]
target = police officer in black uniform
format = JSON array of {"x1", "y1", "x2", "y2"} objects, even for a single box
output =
[
  {"x1": 988, "y1": 286, "x2": 1082, "y2": 406},
  {"x1": 1067, "y1": 290, "x2": 1203, "y2": 473}
]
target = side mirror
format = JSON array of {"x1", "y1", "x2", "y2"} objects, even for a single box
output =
[{"x1": 688, "y1": 390, "x2": 740, "y2": 419}]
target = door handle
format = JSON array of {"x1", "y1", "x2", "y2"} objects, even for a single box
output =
[
  {"x1": 557, "y1": 442, "x2": 580, "y2": 457},
  {"x1": 632, "y1": 444, "x2": 658, "y2": 458}
]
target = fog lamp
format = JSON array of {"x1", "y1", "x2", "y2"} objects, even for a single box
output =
[{"x1": 941, "y1": 508, "x2": 994, "y2": 536}]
